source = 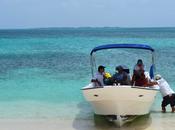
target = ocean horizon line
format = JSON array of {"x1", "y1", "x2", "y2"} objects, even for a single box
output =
[{"x1": 1, "y1": 26, "x2": 175, "y2": 30}]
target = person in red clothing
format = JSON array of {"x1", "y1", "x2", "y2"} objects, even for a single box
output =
[
  {"x1": 134, "y1": 59, "x2": 145, "y2": 76},
  {"x1": 132, "y1": 59, "x2": 156, "y2": 87},
  {"x1": 132, "y1": 72, "x2": 147, "y2": 86},
  {"x1": 132, "y1": 59, "x2": 145, "y2": 86}
]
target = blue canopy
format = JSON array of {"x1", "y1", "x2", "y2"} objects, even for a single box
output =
[{"x1": 90, "y1": 44, "x2": 154, "y2": 55}]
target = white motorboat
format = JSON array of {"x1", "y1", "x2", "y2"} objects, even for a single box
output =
[
  {"x1": 83, "y1": 84, "x2": 158, "y2": 115},
  {"x1": 82, "y1": 44, "x2": 159, "y2": 126}
]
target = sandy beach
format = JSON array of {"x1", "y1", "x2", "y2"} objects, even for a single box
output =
[{"x1": 0, "y1": 112, "x2": 175, "y2": 130}]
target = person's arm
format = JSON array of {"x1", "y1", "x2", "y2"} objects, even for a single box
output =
[
  {"x1": 143, "y1": 79, "x2": 158, "y2": 87},
  {"x1": 91, "y1": 79, "x2": 102, "y2": 86}
]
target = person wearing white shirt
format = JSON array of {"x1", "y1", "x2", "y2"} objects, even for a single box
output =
[
  {"x1": 91, "y1": 65, "x2": 105, "y2": 87},
  {"x1": 155, "y1": 74, "x2": 175, "y2": 113}
]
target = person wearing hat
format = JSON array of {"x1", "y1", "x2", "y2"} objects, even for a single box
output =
[
  {"x1": 155, "y1": 74, "x2": 175, "y2": 113},
  {"x1": 112, "y1": 65, "x2": 131, "y2": 85},
  {"x1": 91, "y1": 65, "x2": 106, "y2": 87}
]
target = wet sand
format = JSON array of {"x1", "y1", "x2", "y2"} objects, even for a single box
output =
[{"x1": 1, "y1": 112, "x2": 175, "y2": 130}]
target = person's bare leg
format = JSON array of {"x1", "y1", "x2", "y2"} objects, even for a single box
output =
[
  {"x1": 171, "y1": 106, "x2": 175, "y2": 113},
  {"x1": 162, "y1": 107, "x2": 166, "y2": 113}
]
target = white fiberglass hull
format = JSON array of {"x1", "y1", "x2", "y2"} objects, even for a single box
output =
[{"x1": 82, "y1": 84, "x2": 158, "y2": 116}]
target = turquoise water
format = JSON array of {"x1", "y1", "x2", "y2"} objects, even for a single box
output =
[{"x1": 0, "y1": 27, "x2": 175, "y2": 119}]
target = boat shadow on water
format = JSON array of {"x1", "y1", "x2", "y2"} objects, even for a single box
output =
[{"x1": 72, "y1": 102, "x2": 152, "y2": 130}]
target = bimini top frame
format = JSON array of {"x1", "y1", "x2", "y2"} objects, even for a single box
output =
[
  {"x1": 90, "y1": 44, "x2": 154, "y2": 55},
  {"x1": 90, "y1": 43, "x2": 155, "y2": 79}
]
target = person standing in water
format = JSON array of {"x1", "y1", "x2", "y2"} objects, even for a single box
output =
[{"x1": 155, "y1": 74, "x2": 175, "y2": 113}]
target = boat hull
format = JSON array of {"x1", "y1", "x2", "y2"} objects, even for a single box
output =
[{"x1": 82, "y1": 85, "x2": 158, "y2": 115}]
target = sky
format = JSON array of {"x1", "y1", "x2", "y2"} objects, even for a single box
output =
[{"x1": 0, "y1": 0, "x2": 175, "y2": 29}]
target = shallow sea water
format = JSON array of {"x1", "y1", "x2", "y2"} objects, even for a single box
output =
[{"x1": 0, "y1": 28, "x2": 175, "y2": 122}]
